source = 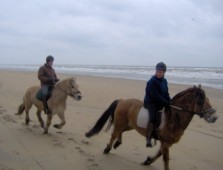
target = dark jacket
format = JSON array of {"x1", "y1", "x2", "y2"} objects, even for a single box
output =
[
  {"x1": 38, "y1": 64, "x2": 58, "y2": 86},
  {"x1": 144, "y1": 75, "x2": 170, "y2": 109}
]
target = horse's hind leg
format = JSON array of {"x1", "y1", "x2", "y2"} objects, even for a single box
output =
[
  {"x1": 24, "y1": 102, "x2": 32, "y2": 125},
  {"x1": 104, "y1": 128, "x2": 122, "y2": 154},
  {"x1": 53, "y1": 112, "x2": 66, "y2": 129},
  {"x1": 113, "y1": 127, "x2": 132, "y2": 149},
  {"x1": 113, "y1": 133, "x2": 122, "y2": 149},
  {"x1": 36, "y1": 109, "x2": 44, "y2": 128}
]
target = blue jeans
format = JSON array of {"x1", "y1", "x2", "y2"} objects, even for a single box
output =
[{"x1": 41, "y1": 85, "x2": 50, "y2": 98}]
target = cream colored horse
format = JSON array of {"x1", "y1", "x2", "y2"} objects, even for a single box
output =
[{"x1": 16, "y1": 77, "x2": 82, "y2": 134}]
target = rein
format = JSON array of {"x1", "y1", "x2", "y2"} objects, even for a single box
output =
[{"x1": 169, "y1": 104, "x2": 216, "y2": 118}]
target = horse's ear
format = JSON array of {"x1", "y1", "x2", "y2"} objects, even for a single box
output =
[
  {"x1": 193, "y1": 85, "x2": 199, "y2": 93},
  {"x1": 72, "y1": 77, "x2": 76, "y2": 82},
  {"x1": 67, "y1": 77, "x2": 76, "y2": 81},
  {"x1": 198, "y1": 84, "x2": 202, "y2": 89}
]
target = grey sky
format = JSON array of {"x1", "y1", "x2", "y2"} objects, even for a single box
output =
[{"x1": 0, "y1": 0, "x2": 222, "y2": 67}]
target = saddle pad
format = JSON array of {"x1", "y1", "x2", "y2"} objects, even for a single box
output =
[
  {"x1": 36, "y1": 87, "x2": 54, "y2": 101},
  {"x1": 137, "y1": 107, "x2": 149, "y2": 128},
  {"x1": 36, "y1": 89, "x2": 43, "y2": 101},
  {"x1": 137, "y1": 107, "x2": 165, "y2": 129}
]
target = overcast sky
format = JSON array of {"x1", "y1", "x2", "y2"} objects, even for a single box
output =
[{"x1": 0, "y1": 0, "x2": 222, "y2": 67}]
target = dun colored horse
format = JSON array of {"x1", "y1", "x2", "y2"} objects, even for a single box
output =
[
  {"x1": 16, "y1": 77, "x2": 82, "y2": 134},
  {"x1": 85, "y1": 85, "x2": 218, "y2": 170}
]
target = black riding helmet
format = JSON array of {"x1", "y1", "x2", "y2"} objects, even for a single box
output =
[
  {"x1": 46, "y1": 55, "x2": 54, "y2": 63},
  {"x1": 156, "y1": 62, "x2": 167, "y2": 72}
]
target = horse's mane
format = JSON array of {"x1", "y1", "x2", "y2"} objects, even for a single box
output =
[
  {"x1": 171, "y1": 85, "x2": 206, "y2": 105},
  {"x1": 55, "y1": 77, "x2": 76, "y2": 87},
  {"x1": 171, "y1": 87, "x2": 194, "y2": 101}
]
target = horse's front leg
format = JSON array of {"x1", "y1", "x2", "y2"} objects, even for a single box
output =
[
  {"x1": 36, "y1": 109, "x2": 44, "y2": 128},
  {"x1": 53, "y1": 112, "x2": 66, "y2": 129},
  {"x1": 43, "y1": 114, "x2": 52, "y2": 134},
  {"x1": 162, "y1": 143, "x2": 170, "y2": 170},
  {"x1": 142, "y1": 149, "x2": 162, "y2": 166}
]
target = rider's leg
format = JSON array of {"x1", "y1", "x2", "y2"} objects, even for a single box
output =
[
  {"x1": 146, "y1": 105, "x2": 156, "y2": 147},
  {"x1": 41, "y1": 85, "x2": 51, "y2": 114}
]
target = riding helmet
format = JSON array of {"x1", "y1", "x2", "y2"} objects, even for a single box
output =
[
  {"x1": 156, "y1": 62, "x2": 167, "y2": 72},
  {"x1": 46, "y1": 55, "x2": 54, "y2": 63}
]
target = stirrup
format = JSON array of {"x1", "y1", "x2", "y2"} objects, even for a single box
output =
[
  {"x1": 146, "y1": 139, "x2": 152, "y2": 148},
  {"x1": 44, "y1": 109, "x2": 51, "y2": 115}
]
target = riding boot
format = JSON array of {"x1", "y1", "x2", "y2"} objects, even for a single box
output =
[
  {"x1": 146, "y1": 122, "x2": 154, "y2": 147},
  {"x1": 42, "y1": 96, "x2": 51, "y2": 114}
]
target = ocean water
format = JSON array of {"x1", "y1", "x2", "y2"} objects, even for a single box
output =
[{"x1": 1, "y1": 64, "x2": 223, "y2": 90}]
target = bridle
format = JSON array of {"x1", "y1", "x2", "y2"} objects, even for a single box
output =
[
  {"x1": 67, "y1": 85, "x2": 81, "y2": 98},
  {"x1": 169, "y1": 104, "x2": 216, "y2": 118},
  {"x1": 67, "y1": 80, "x2": 81, "y2": 98},
  {"x1": 169, "y1": 85, "x2": 216, "y2": 119},
  {"x1": 58, "y1": 79, "x2": 81, "y2": 98}
]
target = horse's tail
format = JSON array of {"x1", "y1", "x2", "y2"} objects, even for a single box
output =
[
  {"x1": 16, "y1": 98, "x2": 25, "y2": 115},
  {"x1": 85, "y1": 99, "x2": 120, "y2": 138}
]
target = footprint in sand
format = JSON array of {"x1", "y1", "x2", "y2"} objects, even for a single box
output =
[
  {"x1": 67, "y1": 137, "x2": 78, "y2": 144},
  {"x1": 0, "y1": 106, "x2": 6, "y2": 113},
  {"x1": 87, "y1": 156, "x2": 99, "y2": 169},
  {"x1": 75, "y1": 146, "x2": 85, "y2": 154},
  {"x1": 2, "y1": 115, "x2": 17, "y2": 123},
  {"x1": 52, "y1": 139, "x2": 64, "y2": 148},
  {"x1": 0, "y1": 163, "x2": 13, "y2": 170},
  {"x1": 0, "y1": 107, "x2": 18, "y2": 124},
  {"x1": 74, "y1": 146, "x2": 99, "y2": 168},
  {"x1": 81, "y1": 139, "x2": 90, "y2": 145}
]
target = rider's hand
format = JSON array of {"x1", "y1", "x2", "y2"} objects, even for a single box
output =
[
  {"x1": 48, "y1": 78, "x2": 54, "y2": 84},
  {"x1": 165, "y1": 101, "x2": 170, "y2": 109},
  {"x1": 55, "y1": 78, "x2": 60, "y2": 82}
]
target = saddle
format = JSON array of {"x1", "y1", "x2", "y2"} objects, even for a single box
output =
[{"x1": 36, "y1": 86, "x2": 54, "y2": 101}]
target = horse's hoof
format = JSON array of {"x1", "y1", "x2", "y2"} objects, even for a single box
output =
[
  {"x1": 53, "y1": 124, "x2": 60, "y2": 129},
  {"x1": 141, "y1": 157, "x2": 152, "y2": 166},
  {"x1": 113, "y1": 141, "x2": 121, "y2": 149},
  {"x1": 103, "y1": 146, "x2": 111, "y2": 154},
  {"x1": 40, "y1": 123, "x2": 44, "y2": 128},
  {"x1": 43, "y1": 129, "x2": 48, "y2": 134},
  {"x1": 25, "y1": 119, "x2": 30, "y2": 125}
]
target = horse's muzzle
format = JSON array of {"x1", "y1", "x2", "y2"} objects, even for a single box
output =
[
  {"x1": 74, "y1": 92, "x2": 82, "y2": 101},
  {"x1": 204, "y1": 108, "x2": 218, "y2": 123}
]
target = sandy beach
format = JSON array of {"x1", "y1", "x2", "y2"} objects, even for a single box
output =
[{"x1": 0, "y1": 70, "x2": 223, "y2": 170}]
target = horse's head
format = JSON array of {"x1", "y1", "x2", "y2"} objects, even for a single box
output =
[
  {"x1": 193, "y1": 85, "x2": 218, "y2": 123},
  {"x1": 68, "y1": 77, "x2": 82, "y2": 101},
  {"x1": 171, "y1": 85, "x2": 218, "y2": 123},
  {"x1": 58, "y1": 77, "x2": 82, "y2": 101}
]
